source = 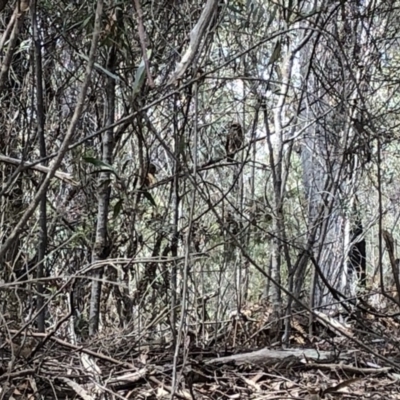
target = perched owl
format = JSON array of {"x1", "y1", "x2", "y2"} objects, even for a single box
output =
[{"x1": 225, "y1": 122, "x2": 244, "y2": 162}]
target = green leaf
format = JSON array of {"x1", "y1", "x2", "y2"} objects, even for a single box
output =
[
  {"x1": 82, "y1": 15, "x2": 92, "y2": 29},
  {"x1": 113, "y1": 199, "x2": 124, "y2": 219},
  {"x1": 268, "y1": 40, "x2": 281, "y2": 65},
  {"x1": 266, "y1": 5, "x2": 278, "y2": 29},
  {"x1": 287, "y1": 0, "x2": 294, "y2": 22},
  {"x1": 143, "y1": 190, "x2": 156, "y2": 207},
  {"x1": 83, "y1": 156, "x2": 119, "y2": 178},
  {"x1": 83, "y1": 156, "x2": 107, "y2": 167},
  {"x1": 132, "y1": 50, "x2": 152, "y2": 97},
  {"x1": 76, "y1": 52, "x2": 120, "y2": 81}
]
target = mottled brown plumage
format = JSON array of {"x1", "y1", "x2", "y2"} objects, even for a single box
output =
[{"x1": 225, "y1": 122, "x2": 243, "y2": 161}]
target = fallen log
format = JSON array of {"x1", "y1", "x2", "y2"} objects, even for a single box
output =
[{"x1": 206, "y1": 348, "x2": 353, "y2": 366}]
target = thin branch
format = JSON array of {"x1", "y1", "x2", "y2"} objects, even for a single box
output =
[
  {"x1": 0, "y1": 3, "x2": 27, "y2": 92},
  {"x1": 0, "y1": 154, "x2": 78, "y2": 185}
]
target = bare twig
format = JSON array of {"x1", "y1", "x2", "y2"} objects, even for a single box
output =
[
  {"x1": 0, "y1": 154, "x2": 78, "y2": 185},
  {"x1": 0, "y1": 3, "x2": 27, "y2": 92}
]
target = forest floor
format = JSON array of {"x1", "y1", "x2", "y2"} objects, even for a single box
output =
[{"x1": 1, "y1": 301, "x2": 400, "y2": 399}]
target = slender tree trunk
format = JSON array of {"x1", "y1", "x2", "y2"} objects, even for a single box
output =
[
  {"x1": 170, "y1": 100, "x2": 181, "y2": 347},
  {"x1": 88, "y1": 43, "x2": 116, "y2": 336},
  {"x1": 31, "y1": 0, "x2": 46, "y2": 332}
]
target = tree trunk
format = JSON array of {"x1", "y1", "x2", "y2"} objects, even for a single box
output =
[{"x1": 88, "y1": 44, "x2": 116, "y2": 336}]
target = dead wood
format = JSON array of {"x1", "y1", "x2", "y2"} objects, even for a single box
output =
[{"x1": 206, "y1": 347, "x2": 352, "y2": 366}]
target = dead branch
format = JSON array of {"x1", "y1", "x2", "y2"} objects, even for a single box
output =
[
  {"x1": 206, "y1": 348, "x2": 352, "y2": 366},
  {"x1": 0, "y1": 154, "x2": 78, "y2": 186},
  {"x1": 168, "y1": 0, "x2": 218, "y2": 84}
]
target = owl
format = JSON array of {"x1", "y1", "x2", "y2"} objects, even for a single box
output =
[{"x1": 225, "y1": 122, "x2": 244, "y2": 161}]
